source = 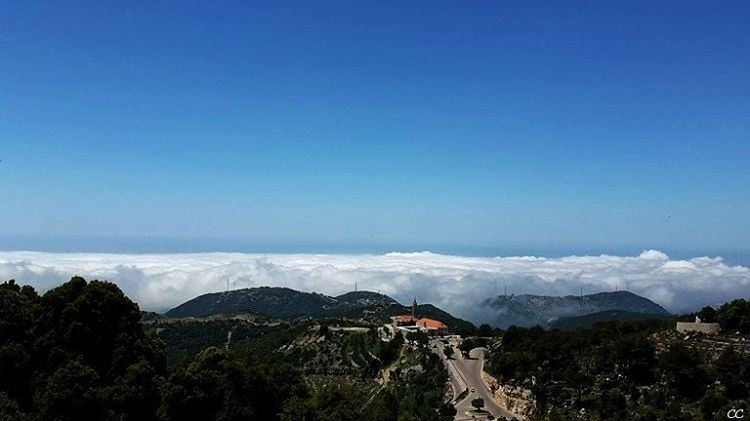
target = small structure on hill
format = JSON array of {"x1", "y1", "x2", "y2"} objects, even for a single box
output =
[
  {"x1": 387, "y1": 297, "x2": 448, "y2": 337},
  {"x1": 676, "y1": 316, "x2": 720, "y2": 334}
]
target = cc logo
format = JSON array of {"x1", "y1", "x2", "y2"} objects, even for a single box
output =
[{"x1": 728, "y1": 409, "x2": 745, "y2": 419}]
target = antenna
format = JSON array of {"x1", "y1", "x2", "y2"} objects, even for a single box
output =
[
  {"x1": 580, "y1": 287, "x2": 583, "y2": 306},
  {"x1": 504, "y1": 281, "x2": 508, "y2": 297},
  {"x1": 355, "y1": 281, "x2": 358, "y2": 292},
  {"x1": 226, "y1": 278, "x2": 229, "y2": 292}
]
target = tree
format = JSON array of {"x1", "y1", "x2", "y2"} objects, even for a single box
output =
[
  {"x1": 614, "y1": 335, "x2": 656, "y2": 385},
  {"x1": 471, "y1": 397, "x2": 485, "y2": 411},
  {"x1": 659, "y1": 343, "x2": 709, "y2": 400},
  {"x1": 458, "y1": 337, "x2": 487, "y2": 355},
  {"x1": 438, "y1": 402, "x2": 457, "y2": 417},
  {"x1": 160, "y1": 345, "x2": 309, "y2": 421},
  {"x1": 362, "y1": 389, "x2": 397, "y2": 421},
  {"x1": 406, "y1": 331, "x2": 428, "y2": 346},
  {"x1": 477, "y1": 323, "x2": 494, "y2": 337},
  {"x1": 318, "y1": 323, "x2": 330, "y2": 339},
  {"x1": 501, "y1": 326, "x2": 523, "y2": 348},
  {"x1": 0, "y1": 277, "x2": 168, "y2": 420},
  {"x1": 0, "y1": 391, "x2": 27, "y2": 421},
  {"x1": 0, "y1": 280, "x2": 39, "y2": 410},
  {"x1": 378, "y1": 333, "x2": 403, "y2": 364},
  {"x1": 713, "y1": 347, "x2": 749, "y2": 400},
  {"x1": 598, "y1": 390, "x2": 626, "y2": 419},
  {"x1": 36, "y1": 358, "x2": 102, "y2": 421},
  {"x1": 697, "y1": 306, "x2": 717, "y2": 323},
  {"x1": 717, "y1": 299, "x2": 750, "y2": 333},
  {"x1": 700, "y1": 388, "x2": 728, "y2": 420},
  {"x1": 443, "y1": 345, "x2": 454, "y2": 359}
]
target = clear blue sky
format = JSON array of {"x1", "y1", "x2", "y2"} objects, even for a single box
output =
[{"x1": 1, "y1": 1, "x2": 749, "y2": 255}]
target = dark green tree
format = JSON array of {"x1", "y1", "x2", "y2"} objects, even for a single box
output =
[
  {"x1": 36, "y1": 358, "x2": 102, "y2": 421},
  {"x1": 0, "y1": 280, "x2": 39, "y2": 409},
  {"x1": 713, "y1": 347, "x2": 748, "y2": 399},
  {"x1": 443, "y1": 345, "x2": 454, "y2": 359},
  {"x1": 717, "y1": 299, "x2": 750, "y2": 333},
  {"x1": 477, "y1": 323, "x2": 494, "y2": 337},
  {"x1": 614, "y1": 335, "x2": 656, "y2": 385},
  {"x1": 0, "y1": 277, "x2": 167, "y2": 420},
  {"x1": 406, "y1": 331, "x2": 428, "y2": 346},
  {"x1": 658, "y1": 343, "x2": 709, "y2": 400},
  {"x1": 697, "y1": 306, "x2": 718, "y2": 323}
]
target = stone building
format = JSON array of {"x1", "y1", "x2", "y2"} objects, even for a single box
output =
[{"x1": 676, "y1": 316, "x2": 720, "y2": 334}]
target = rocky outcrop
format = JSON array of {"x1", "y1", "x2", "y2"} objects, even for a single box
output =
[
  {"x1": 481, "y1": 371, "x2": 535, "y2": 420},
  {"x1": 652, "y1": 330, "x2": 750, "y2": 360}
]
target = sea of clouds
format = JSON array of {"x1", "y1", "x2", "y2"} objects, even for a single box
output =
[{"x1": 1, "y1": 250, "x2": 749, "y2": 324}]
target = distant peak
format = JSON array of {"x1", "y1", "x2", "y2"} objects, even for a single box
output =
[{"x1": 484, "y1": 289, "x2": 670, "y2": 328}]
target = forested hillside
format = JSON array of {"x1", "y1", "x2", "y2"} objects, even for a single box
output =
[
  {"x1": 0, "y1": 278, "x2": 455, "y2": 421},
  {"x1": 485, "y1": 311, "x2": 750, "y2": 420},
  {"x1": 164, "y1": 286, "x2": 475, "y2": 334},
  {"x1": 5, "y1": 276, "x2": 747, "y2": 420},
  {"x1": 548, "y1": 310, "x2": 674, "y2": 330}
]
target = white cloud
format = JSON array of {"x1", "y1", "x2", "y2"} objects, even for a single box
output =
[{"x1": 1, "y1": 250, "x2": 748, "y2": 324}]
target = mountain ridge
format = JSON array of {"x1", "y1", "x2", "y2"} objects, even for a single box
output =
[
  {"x1": 483, "y1": 290, "x2": 670, "y2": 328},
  {"x1": 164, "y1": 286, "x2": 475, "y2": 332},
  {"x1": 549, "y1": 309, "x2": 675, "y2": 330}
]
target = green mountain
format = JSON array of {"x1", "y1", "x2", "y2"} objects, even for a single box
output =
[
  {"x1": 164, "y1": 287, "x2": 474, "y2": 332},
  {"x1": 335, "y1": 290, "x2": 399, "y2": 307},
  {"x1": 484, "y1": 290, "x2": 670, "y2": 328},
  {"x1": 549, "y1": 309, "x2": 675, "y2": 330},
  {"x1": 165, "y1": 286, "x2": 337, "y2": 318}
]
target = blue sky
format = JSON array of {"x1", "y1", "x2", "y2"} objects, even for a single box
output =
[{"x1": 1, "y1": 1, "x2": 749, "y2": 255}]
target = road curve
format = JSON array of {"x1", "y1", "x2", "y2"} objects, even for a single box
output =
[{"x1": 430, "y1": 338, "x2": 519, "y2": 420}]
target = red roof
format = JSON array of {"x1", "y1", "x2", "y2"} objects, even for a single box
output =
[
  {"x1": 391, "y1": 315, "x2": 416, "y2": 322},
  {"x1": 417, "y1": 318, "x2": 447, "y2": 330}
]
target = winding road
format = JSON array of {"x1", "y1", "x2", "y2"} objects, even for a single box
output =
[{"x1": 430, "y1": 338, "x2": 519, "y2": 421}]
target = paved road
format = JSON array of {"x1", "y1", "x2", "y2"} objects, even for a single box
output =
[{"x1": 430, "y1": 338, "x2": 519, "y2": 421}]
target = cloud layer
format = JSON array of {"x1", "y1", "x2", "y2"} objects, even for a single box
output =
[{"x1": 1, "y1": 250, "x2": 748, "y2": 324}]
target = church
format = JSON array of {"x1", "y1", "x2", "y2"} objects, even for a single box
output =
[{"x1": 389, "y1": 297, "x2": 448, "y2": 336}]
